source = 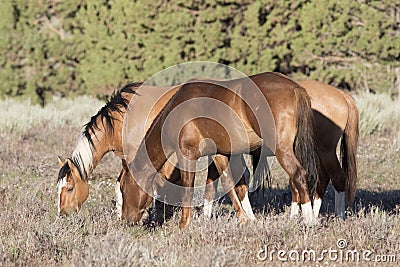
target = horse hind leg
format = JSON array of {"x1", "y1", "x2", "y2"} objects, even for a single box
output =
[
  {"x1": 335, "y1": 189, "x2": 346, "y2": 220},
  {"x1": 313, "y1": 163, "x2": 330, "y2": 219},
  {"x1": 274, "y1": 156, "x2": 302, "y2": 219},
  {"x1": 275, "y1": 148, "x2": 314, "y2": 223},
  {"x1": 290, "y1": 179, "x2": 300, "y2": 218},
  {"x1": 333, "y1": 170, "x2": 347, "y2": 220},
  {"x1": 319, "y1": 150, "x2": 347, "y2": 219}
]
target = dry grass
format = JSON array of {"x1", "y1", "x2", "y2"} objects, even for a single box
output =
[
  {"x1": 0, "y1": 95, "x2": 399, "y2": 266},
  {"x1": 354, "y1": 92, "x2": 400, "y2": 136},
  {"x1": 0, "y1": 97, "x2": 103, "y2": 133}
]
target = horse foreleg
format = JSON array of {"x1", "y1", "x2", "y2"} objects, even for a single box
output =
[
  {"x1": 232, "y1": 155, "x2": 256, "y2": 220},
  {"x1": 319, "y1": 150, "x2": 347, "y2": 220},
  {"x1": 214, "y1": 155, "x2": 248, "y2": 225},
  {"x1": 115, "y1": 169, "x2": 123, "y2": 220},
  {"x1": 203, "y1": 156, "x2": 219, "y2": 218},
  {"x1": 178, "y1": 153, "x2": 196, "y2": 230},
  {"x1": 239, "y1": 189, "x2": 255, "y2": 220},
  {"x1": 115, "y1": 160, "x2": 129, "y2": 220},
  {"x1": 179, "y1": 171, "x2": 195, "y2": 230}
]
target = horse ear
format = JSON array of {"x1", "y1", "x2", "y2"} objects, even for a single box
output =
[
  {"x1": 66, "y1": 158, "x2": 82, "y2": 181},
  {"x1": 58, "y1": 156, "x2": 65, "y2": 167}
]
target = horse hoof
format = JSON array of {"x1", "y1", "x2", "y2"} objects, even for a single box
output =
[
  {"x1": 303, "y1": 216, "x2": 318, "y2": 226},
  {"x1": 249, "y1": 215, "x2": 257, "y2": 221},
  {"x1": 238, "y1": 214, "x2": 249, "y2": 226},
  {"x1": 179, "y1": 220, "x2": 189, "y2": 231}
]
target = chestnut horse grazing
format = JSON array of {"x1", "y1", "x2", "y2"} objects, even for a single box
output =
[
  {"x1": 126, "y1": 72, "x2": 320, "y2": 229},
  {"x1": 57, "y1": 82, "x2": 183, "y2": 216},
  {"x1": 203, "y1": 80, "x2": 359, "y2": 220},
  {"x1": 57, "y1": 83, "x2": 140, "y2": 215},
  {"x1": 57, "y1": 82, "x2": 248, "y2": 223},
  {"x1": 295, "y1": 80, "x2": 358, "y2": 219}
]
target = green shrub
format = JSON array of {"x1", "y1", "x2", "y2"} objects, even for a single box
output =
[{"x1": 0, "y1": 0, "x2": 398, "y2": 104}]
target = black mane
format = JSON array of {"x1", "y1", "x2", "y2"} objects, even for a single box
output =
[
  {"x1": 57, "y1": 161, "x2": 71, "y2": 183},
  {"x1": 57, "y1": 82, "x2": 142, "y2": 183},
  {"x1": 57, "y1": 157, "x2": 87, "y2": 183},
  {"x1": 83, "y1": 82, "x2": 143, "y2": 148}
]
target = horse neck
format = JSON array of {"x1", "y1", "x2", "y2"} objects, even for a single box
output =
[
  {"x1": 72, "y1": 127, "x2": 122, "y2": 181},
  {"x1": 132, "y1": 117, "x2": 170, "y2": 178},
  {"x1": 70, "y1": 134, "x2": 96, "y2": 181}
]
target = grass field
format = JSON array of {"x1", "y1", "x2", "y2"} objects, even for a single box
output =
[{"x1": 0, "y1": 93, "x2": 399, "y2": 266}]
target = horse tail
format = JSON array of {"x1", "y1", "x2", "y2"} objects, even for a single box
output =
[
  {"x1": 340, "y1": 92, "x2": 359, "y2": 205},
  {"x1": 252, "y1": 150, "x2": 271, "y2": 190},
  {"x1": 249, "y1": 151, "x2": 271, "y2": 205},
  {"x1": 293, "y1": 87, "x2": 320, "y2": 198}
]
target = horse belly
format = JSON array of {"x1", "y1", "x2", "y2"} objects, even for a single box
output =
[{"x1": 210, "y1": 128, "x2": 263, "y2": 155}]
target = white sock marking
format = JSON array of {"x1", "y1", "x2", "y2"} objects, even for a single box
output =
[
  {"x1": 301, "y1": 201, "x2": 314, "y2": 224},
  {"x1": 290, "y1": 202, "x2": 300, "y2": 218},
  {"x1": 313, "y1": 197, "x2": 322, "y2": 219},
  {"x1": 241, "y1": 192, "x2": 256, "y2": 220},
  {"x1": 115, "y1": 181, "x2": 123, "y2": 219},
  {"x1": 203, "y1": 199, "x2": 213, "y2": 218},
  {"x1": 335, "y1": 189, "x2": 346, "y2": 220}
]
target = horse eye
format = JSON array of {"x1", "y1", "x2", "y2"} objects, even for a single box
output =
[{"x1": 66, "y1": 185, "x2": 74, "y2": 192}]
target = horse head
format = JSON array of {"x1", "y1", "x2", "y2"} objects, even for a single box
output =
[
  {"x1": 119, "y1": 160, "x2": 153, "y2": 224},
  {"x1": 57, "y1": 156, "x2": 89, "y2": 215}
]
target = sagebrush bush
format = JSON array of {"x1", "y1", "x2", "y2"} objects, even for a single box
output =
[
  {"x1": 355, "y1": 92, "x2": 400, "y2": 136},
  {"x1": 2, "y1": 91, "x2": 399, "y2": 138},
  {"x1": 0, "y1": 97, "x2": 103, "y2": 133}
]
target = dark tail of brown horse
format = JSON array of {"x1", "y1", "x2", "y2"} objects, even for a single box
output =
[
  {"x1": 340, "y1": 92, "x2": 359, "y2": 205},
  {"x1": 294, "y1": 87, "x2": 320, "y2": 198},
  {"x1": 251, "y1": 149, "x2": 271, "y2": 189},
  {"x1": 249, "y1": 151, "x2": 271, "y2": 204}
]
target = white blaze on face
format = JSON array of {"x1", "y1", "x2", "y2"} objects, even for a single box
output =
[{"x1": 57, "y1": 177, "x2": 67, "y2": 214}]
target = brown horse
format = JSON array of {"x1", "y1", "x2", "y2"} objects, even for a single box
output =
[
  {"x1": 294, "y1": 80, "x2": 358, "y2": 218},
  {"x1": 125, "y1": 72, "x2": 320, "y2": 229},
  {"x1": 57, "y1": 83, "x2": 140, "y2": 215},
  {"x1": 56, "y1": 82, "x2": 176, "y2": 215},
  {"x1": 56, "y1": 82, "x2": 248, "y2": 223},
  {"x1": 202, "y1": 80, "x2": 359, "y2": 220}
]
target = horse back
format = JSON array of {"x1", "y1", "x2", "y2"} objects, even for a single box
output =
[{"x1": 298, "y1": 80, "x2": 349, "y2": 132}]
